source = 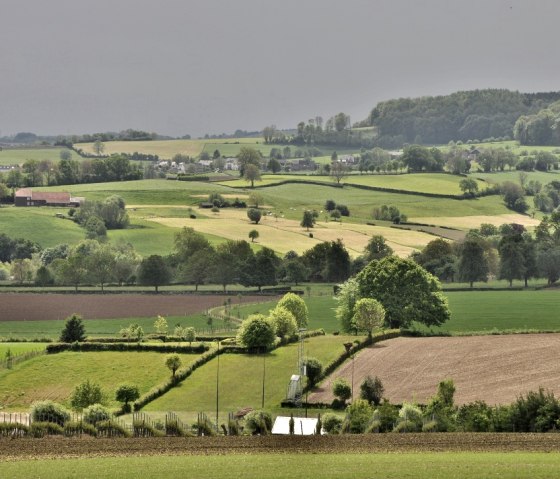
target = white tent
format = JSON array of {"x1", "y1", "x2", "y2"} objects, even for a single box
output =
[{"x1": 271, "y1": 416, "x2": 324, "y2": 435}]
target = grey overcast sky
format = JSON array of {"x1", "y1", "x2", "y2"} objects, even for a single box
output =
[{"x1": 1, "y1": 0, "x2": 559, "y2": 137}]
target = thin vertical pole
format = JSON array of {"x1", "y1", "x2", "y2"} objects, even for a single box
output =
[{"x1": 216, "y1": 340, "x2": 220, "y2": 431}]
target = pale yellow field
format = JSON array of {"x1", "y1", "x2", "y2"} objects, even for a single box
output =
[
  {"x1": 409, "y1": 214, "x2": 540, "y2": 230},
  {"x1": 147, "y1": 208, "x2": 435, "y2": 257}
]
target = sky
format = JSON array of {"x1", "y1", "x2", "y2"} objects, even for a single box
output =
[{"x1": 1, "y1": 0, "x2": 559, "y2": 138}]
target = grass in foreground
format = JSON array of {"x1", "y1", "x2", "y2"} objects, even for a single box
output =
[{"x1": 2, "y1": 452, "x2": 559, "y2": 479}]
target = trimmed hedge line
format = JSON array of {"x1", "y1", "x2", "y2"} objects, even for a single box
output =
[
  {"x1": 176, "y1": 174, "x2": 210, "y2": 182},
  {"x1": 46, "y1": 342, "x2": 209, "y2": 354}
]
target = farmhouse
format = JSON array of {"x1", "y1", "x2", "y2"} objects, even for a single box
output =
[{"x1": 14, "y1": 188, "x2": 83, "y2": 207}]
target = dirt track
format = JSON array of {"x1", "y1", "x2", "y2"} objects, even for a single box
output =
[
  {"x1": 0, "y1": 294, "x2": 268, "y2": 321},
  {"x1": 2, "y1": 433, "x2": 560, "y2": 460},
  {"x1": 309, "y1": 334, "x2": 560, "y2": 405}
]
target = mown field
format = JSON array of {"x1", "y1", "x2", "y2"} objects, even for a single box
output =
[
  {"x1": 0, "y1": 147, "x2": 75, "y2": 166},
  {"x1": 0, "y1": 342, "x2": 47, "y2": 356},
  {"x1": 218, "y1": 172, "x2": 487, "y2": 196},
  {"x1": 0, "y1": 350, "x2": 208, "y2": 410},
  {"x1": 143, "y1": 335, "x2": 359, "y2": 421}
]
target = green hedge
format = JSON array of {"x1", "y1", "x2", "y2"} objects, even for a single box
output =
[{"x1": 46, "y1": 342, "x2": 209, "y2": 354}]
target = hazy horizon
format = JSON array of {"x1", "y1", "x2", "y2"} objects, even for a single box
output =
[{"x1": 1, "y1": 0, "x2": 559, "y2": 138}]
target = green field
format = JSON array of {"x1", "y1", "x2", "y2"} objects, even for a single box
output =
[
  {"x1": 0, "y1": 147, "x2": 74, "y2": 166},
  {"x1": 219, "y1": 173, "x2": 487, "y2": 196},
  {"x1": 2, "y1": 452, "x2": 559, "y2": 479},
  {"x1": 144, "y1": 334, "x2": 360, "y2": 418},
  {"x1": 236, "y1": 289, "x2": 560, "y2": 335},
  {"x1": 0, "y1": 350, "x2": 207, "y2": 410},
  {"x1": 470, "y1": 169, "x2": 560, "y2": 185},
  {"x1": 0, "y1": 314, "x2": 232, "y2": 340},
  {"x1": 0, "y1": 342, "x2": 47, "y2": 356}
]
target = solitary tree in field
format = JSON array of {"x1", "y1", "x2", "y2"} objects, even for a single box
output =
[
  {"x1": 93, "y1": 140, "x2": 105, "y2": 156},
  {"x1": 459, "y1": 178, "x2": 479, "y2": 197},
  {"x1": 247, "y1": 208, "x2": 262, "y2": 224},
  {"x1": 243, "y1": 164, "x2": 261, "y2": 188},
  {"x1": 249, "y1": 229, "x2": 259, "y2": 242},
  {"x1": 115, "y1": 384, "x2": 140, "y2": 413},
  {"x1": 153, "y1": 315, "x2": 168, "y2": 335},
  {"x1": 165, "y1": 353, "x2": 182, "y2": 380},
  {"x1": 60, "y1": 314, "x2": 86, "y2": 342},
  {"x1": 301, "y1": 210, "x2": 315, "y2": 231}
]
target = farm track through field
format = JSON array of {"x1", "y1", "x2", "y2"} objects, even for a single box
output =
[
  {"x1": 309, "y1": 334, "x2": 560, "y2": 405},
  {"x1": 0, "y1": 294, "x2": 270, "y2": 321},
  {"x1": 2, "y1": 434, "x2": 560, "y2": 460}
]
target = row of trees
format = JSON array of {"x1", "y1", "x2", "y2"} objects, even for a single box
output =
[{"x1": 0, "y1": 154, "x2": 143, "y2": 189}]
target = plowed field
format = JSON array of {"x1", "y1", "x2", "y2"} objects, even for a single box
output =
[
  {"x1": 309, "y1": 334, "x2": 560, "y2": 405},
  {"x1": 0, "y1": 294, "x2": 267, "y2": 321},
  {"x1": 2, "y1": 433, "x2": 560, "y2": 460}
]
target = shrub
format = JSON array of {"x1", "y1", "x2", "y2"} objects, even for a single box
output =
[
  {"x1": 70, "y1": 379, "x2": 105, "y2": 410},
  {"x1": 374, "y1": 399, "x2": 400, "y2": 433},
  {"x1": 59, "y1": 314, "x2": 86, "y2": 343},
  {"x1": 322, "y1": 413, "x2": 343, "y2": 434},
  {"x1": 0, "y1": 422, "x2": 28, "y2": 437},
  {"x1": 29, "y1": 422, "x2": 64, "y2": 437},
  {"x1": 342, "y1": 399, "x2": 374, "y2": 433},
  {"x1": 30, "y1": 400, "x2": 70, "y2": 426},
  {"x1": 360, "y1": 376, "x2": 384, "y2": 406},
  {"x1": 395, "y1": 402, "x2": 423, "y2": 432},
  {"x1": 303, "y1": 357, "x2": 323, "y2": 387},
  {"x1": 96, "y1": 420, "x2": 131, "y2": 437},
  {"x1": 166, "y1": 419, "x2": 190, "y2": 437},
  {"x1": 422, "y1": 420, "x2": 438, "y2": 432},
  {"x1": 83, "y1": 403, "x2": 111, "y2": 425},
  {"x1": 64, "y1": 421, "x2": 97, "y2": 437},
  {"x1": 165, "y1": 353, "x2": 182, "y2": 379},
  {"x1": 335, "y1": 204, "x2": 350, "y2": 216},
  {"x1": 236, "y1": 314, "x2": 276, "y2": 352},
  {"x1": 133, "y1": 419, "x2": 165, "y2": 437},
  {"x1": 245, "y1": 410, "x2": 272, "y2": 435},
  {"x1": 332, "y1": 378, "x2": 351, "y2": 404},
  {"x1": 269, "y1": 306, "x2": 297, "y2": 340}
]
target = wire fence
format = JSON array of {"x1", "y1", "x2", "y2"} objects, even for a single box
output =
[{"x1": 0, "y1": 349, "x2": 45, "y2": 369}]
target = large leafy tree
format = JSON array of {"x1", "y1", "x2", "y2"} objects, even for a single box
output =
[
  {"x1": 355, "y1": 256, "x2": 450, "y2": 329},
  {"x1": 236, "y1": 314, "x2": 276, "y2": 352},
  {"x1": 276, "y1": 292, "x2": 309, "y2": 329},
  {"x1": 138, "y1": 255, "x2": 171, "y2": 293},
  {"x1": 458, "y1": 238, "x2": 489, "y2": 287}
]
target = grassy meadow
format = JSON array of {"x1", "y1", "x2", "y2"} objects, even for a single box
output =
[
  {"x1": 144, "y1": 334, "x2": 359, "y2": 419},
  {"x1": 0, "y1": 147, "x2": 74, "y2": 166},
  {"x1": 0, "y1": 350, "x2": 207, "y2": 410},
  {"x1": 0, "y1": 342, "x2": 47, "y2": 356}
]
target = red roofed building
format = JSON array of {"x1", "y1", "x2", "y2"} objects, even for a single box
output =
[{"x1": 14, "y1": 188, "x2": 83, "y2": 207}]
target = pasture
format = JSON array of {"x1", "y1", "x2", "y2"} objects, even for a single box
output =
[
  {"x1": 309, "y1": 334, "x2": 560, "y2": 406},
  {"x1": 2, "y1": 450, "x2": 559, "y2": 479},
  {"x1": 0, "y1": 350, "x2": 207, "y2": 410},
  {"x1": 217, "y1": 172, "x2": 487, "y2": 196},
  {"x1": 0, "y1": 147, "x2": 74, "y2": 166},
  {"x1": 144, "y1": 334, "x2": 358, "y2": 420}
]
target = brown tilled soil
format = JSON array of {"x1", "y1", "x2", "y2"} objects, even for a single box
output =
[
  {"x1": 309, "y1": 334, "x2": 560, "y2": 405},
  {"x1": 2, "y1": 433, "x2": 560, "y2": 460},
  {"x1": 0, "y1": 294, "x2": 269, "y2": 321}
]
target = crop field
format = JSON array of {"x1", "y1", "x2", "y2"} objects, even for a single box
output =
[
  {"x1": 309, "y1": 334, "x2": 560, "y2": 406},
  {"x1": 0, "y1": 147, "x2": 74, "y2": 166},
  {"x1": 0, "y1": 293, "x2": 268, "y2": 322},
  {"x1": 2, "y1": 436, "x2": 560, "y2": 478},
  {"x1": 0, "y1": 350, "x2": 208, "y2": 410},
  {"x1": 407, "y1": 213, "x2": 541, "y2": 230},
  {"x1": 218, "y1": 172, "x2": 487, "y2": 196},
  {"x1": 144, "y1": 335, "x2": 358, "y2": 419}
]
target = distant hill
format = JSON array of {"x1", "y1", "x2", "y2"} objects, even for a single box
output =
[{"x1": 363, "y1": 89, "x2": 560, "y2": 147}]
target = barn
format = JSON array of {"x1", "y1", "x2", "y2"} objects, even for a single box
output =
[{"x1": 14, "y1": 188, "x2": 83, "y2": 207}]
